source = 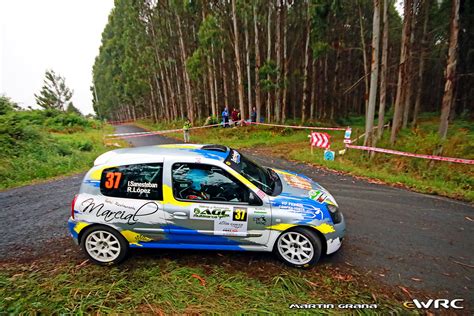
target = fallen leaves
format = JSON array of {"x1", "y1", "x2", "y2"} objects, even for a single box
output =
[{"x1": 191, "y1": 274, "x2": 206, "y2": 286}]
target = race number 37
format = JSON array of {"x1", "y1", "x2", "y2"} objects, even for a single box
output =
[
  {"x1": 233, "y1": 207, "x2": 247, "y2": 222},
  {"x1": 104, "y1": 172, "x2": 122, "y2": 189}
]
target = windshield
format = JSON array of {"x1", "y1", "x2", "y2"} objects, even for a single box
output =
[{"x1": 225, "y1": 149, "x2": 280, "y2": 195}]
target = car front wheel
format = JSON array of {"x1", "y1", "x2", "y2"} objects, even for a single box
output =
[
  {"x1": 275, "y1": 227, "x2": 322, "y2": 268},
  {"x1": 80, "y1": 226, "x2": 128, "y2": 265}
]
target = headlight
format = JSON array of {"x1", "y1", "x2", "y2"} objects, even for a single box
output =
[{"x1": 327, "y1": 204, "x2": 342, "y2": 224}]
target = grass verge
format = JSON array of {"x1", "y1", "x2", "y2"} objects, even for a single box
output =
[
  {"x1": 0, "y1": 247, "x2": 410, "y2": 314},
  {"x1": 0, "y1": 124, "x2": 126, "y2": 190}
]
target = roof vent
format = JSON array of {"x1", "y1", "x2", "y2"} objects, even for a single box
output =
[{"x1": 201, "y1": 145, "x2": 228, "y2": 152}]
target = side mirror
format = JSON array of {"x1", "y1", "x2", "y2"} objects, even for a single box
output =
[{"x1": 249, "y1": 191, "x2": 263, "y2": 206}]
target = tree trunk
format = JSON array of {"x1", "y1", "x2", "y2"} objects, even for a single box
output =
[
  {"x1": 377, "y1": 0, "x2": 389, "y2": 140},
  {"x1": 253, "y1": 3, "x2": 262, "y2": 123},
  {"x1": 301, "y1": 0, "x2": 311, "y2": 123},
  {"x1": 310, "y1": 58, "x2": 317, "y2": 120},
  {"x1": 365, "y1": 0, "x2": 381, "y2": 147},
  {"x1": 402, "y1": 0, "x2": 417, "y2": 128},
  {"x1": 221, "y1": 46, "x2": 229, "y2": 111},
  {"x1": 176, "y1": 14, "x2": 194, "y2": 122},
  {"x1": 436, "y1": 0, "x2": 460, "y2": 154},
  {"x1": 281, "y1": 4, "x2": 288, "y2": 123},
  {"x1": 266, "y1": 2, "x2": 272, "y2": 122},
  {"x1": 244, "y1": 15, "x2": 252, "y2": 117},
  {"x1": 390, "y1": 0, "x2": 413, "y2": 144},
  {"x1": 274, "y1": 2, "x2": 282, "y2": 123},
  {"x1": 412, "y1": 0, "x2": 430, "y2": 127},
  {"x1": 231, "y1": 0, "x2": 246, "y2": 121},
  {"x1": 211, "y1": 44, "x2": 219, "y2": 117},
  {"x1": 358, "y1": 3, "x2": 370, "y2": 115}
]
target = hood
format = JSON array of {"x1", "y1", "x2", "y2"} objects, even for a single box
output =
[{"x1": 271, "y1": 168, "x2": 338, "y2": 207}]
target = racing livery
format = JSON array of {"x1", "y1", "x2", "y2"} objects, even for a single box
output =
[{"x1": 68, "y1": 144, "x2": 345, "y2": 268}]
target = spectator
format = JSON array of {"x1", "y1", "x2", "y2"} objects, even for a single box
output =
[
  {"x1": 222, "y1": 107, "x2": 229, "y2": 127},
  {"x1": 250, "y1": 107, "x2": 257, "y2": 123},
  {"x1": 183, "y1": 118, "x2": 192, "y2": 143},
  {"x1": 231, "y1": 108, "x2": 239, "y2": 126}
]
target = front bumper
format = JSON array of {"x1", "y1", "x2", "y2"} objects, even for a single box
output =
[{"x1": 326, "y1": 213, "x2": 346, "y2": 254}]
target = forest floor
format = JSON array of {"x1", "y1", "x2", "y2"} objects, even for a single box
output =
[{"x1": 136, "y1": 114, "x2": 474, "y2": 202}]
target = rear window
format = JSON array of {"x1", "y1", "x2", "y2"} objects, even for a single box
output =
[{"x1": 100, "y1": 163, "x2": 163, "y2": 200}]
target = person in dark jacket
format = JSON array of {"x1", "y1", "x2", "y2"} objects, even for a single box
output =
[
  {"x1": 250, "y1": 107, "x2": 257, "y2": 123},
  {"x1": 231, "y1": 108, "x2": 239, "y2": 126}
]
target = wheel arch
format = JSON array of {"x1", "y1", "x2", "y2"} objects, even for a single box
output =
[
  {"x1": 78, "y1": 223, "x2": 120, "y2": 245},
  {"x1": 273, "y1": 225, "x2": 327, "y2": 256}
]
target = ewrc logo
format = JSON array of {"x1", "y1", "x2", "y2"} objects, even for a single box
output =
[{"x1": 403, "y1": 299, "x2": 464, "y2": 309}]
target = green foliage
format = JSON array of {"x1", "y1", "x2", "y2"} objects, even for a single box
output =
[
  {"x1": 186, "y1": 49, "x2": 204, "y2": 81},
  {"x1": 198, "y1": 14, "x2": 222, "y2": 50},
  {"x1": 0, "y1": 106, "x2": 113, "y2": 189},
  {"x1": 0, "y1": 96, "x2": 19, "y2": 115},
  {"x1": 66, "y1": 102, "x2": 82, "y2": 115},
  {"x1": 259, "y1": 60, "x2": 279, "y2": 92},
  {"x1": 34, "y1": 70, "x2": 73, "y2": 111}
]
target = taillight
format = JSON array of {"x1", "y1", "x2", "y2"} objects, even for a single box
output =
[{"x1": 71, "y1": 194, "x2": 78, "y2": 219}]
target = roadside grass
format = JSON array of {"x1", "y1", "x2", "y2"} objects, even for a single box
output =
[
  {"x1": 0, "y1": 124, "x2": 126, "y2": 190},
  {"x1": 137, "y1": 115, "x2": 473, "y2": 202},
  {"x1": 0, "y1": 252, "x2": 408, "y2": 314}
]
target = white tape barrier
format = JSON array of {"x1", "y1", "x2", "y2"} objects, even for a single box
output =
[{"x1": 106, "y1": 123, "x2": 222, "y2": 139}]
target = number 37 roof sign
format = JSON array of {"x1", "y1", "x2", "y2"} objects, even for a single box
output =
[{"x1": 309, "y1": 132, "x2": 330, "y2": 148}]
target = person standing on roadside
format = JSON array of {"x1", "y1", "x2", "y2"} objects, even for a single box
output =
[
  {"x1": 231, "y1": 108, "x2": 239, "y2": 126},
  {"x1": 222, "y1": 107, "x2": 229, "y2": 128},
  {"x1": 251, "y1": 107, "x2": 257, "y2": 123},
  {"x1": 183, "y1": 118, "x2": 192, "y2": 143}
]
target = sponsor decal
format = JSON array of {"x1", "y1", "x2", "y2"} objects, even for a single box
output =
[
  {"x1": 283, "y1": 174, "x2": 312, "y2": 190},
  {"x1": 254, "y1": 209, "x2": 268, "y2": 215},
  {"x1": 309, "y1": 190, "x2": 338, "y2": 206},
  {"x1": 256, "y1": 189, "x2": 266, "y2": 199},
  {"x1": 190, "y1": 205, "x2": 231, "y2": 220},
  {"x1": 80, "y1": 198, "x2": 159, "y2": 225},
  {"x1": 215, "y1": 219, "x2": 247, "y2": 235},
  {"x1": 253, "y1": 215, "x2": 267, "y2": 225}
]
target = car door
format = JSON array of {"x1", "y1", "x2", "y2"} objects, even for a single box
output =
[{"x1": 163, "y1": 161, "x2": 271, "y2": 246}]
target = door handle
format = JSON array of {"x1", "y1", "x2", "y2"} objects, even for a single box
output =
[{"x1": 172, "y1": 211, "x2": 188, "y2": 219}]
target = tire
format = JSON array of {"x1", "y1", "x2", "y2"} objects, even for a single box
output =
[
  {"x1": 80, "y1": 225, "x2": 129, "y2": 265},
  {"x1": 274, "y1": 227, "x2": 322, "y2": 269}
]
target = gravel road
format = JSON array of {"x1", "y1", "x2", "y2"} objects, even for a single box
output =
[{"x1": 1, "y1": 124, "x2": 472, "y2": 306}]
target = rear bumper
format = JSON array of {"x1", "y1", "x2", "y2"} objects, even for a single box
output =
[{"x1": 68, "y1": 217, "x2": 80, "y2": 245}]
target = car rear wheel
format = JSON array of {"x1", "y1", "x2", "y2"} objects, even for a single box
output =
[
  {"x1": 275, "y1": 227, "x2": 322, "y2": 268},
  {"x1": 81, "y1": 226, "x2": 128, "y2": 265}
]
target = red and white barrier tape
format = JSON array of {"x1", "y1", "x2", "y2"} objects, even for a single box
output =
[
  {"x1": 248, "y1": 121, "x2": 347, "y2": 131},
  {"x1": 346, "y1": 144, "x2": 474, "y2": 165},
  {"x1": 106, "y1": 123, "x2": 222, "y2": 139}
]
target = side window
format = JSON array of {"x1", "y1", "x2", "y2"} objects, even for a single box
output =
[
  {"x1": 172, "y1": 163, "x2": 250, "y2": 203},
  {"x1": 100, "y1": 163, "x2": 163, "y2": 200}
]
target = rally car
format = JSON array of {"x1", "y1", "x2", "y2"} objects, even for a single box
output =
[{"x1": 68, "y1": 144, "x2": 345, "y2": 268}]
